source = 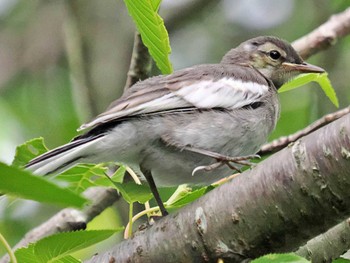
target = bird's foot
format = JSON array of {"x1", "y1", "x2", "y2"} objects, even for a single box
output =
[
  {"x1": 192, "y1": 154, "x2": 260, "y2": 175},
  {"x1": 160, "y1": 140, "x2": 260, "y2": 176}
]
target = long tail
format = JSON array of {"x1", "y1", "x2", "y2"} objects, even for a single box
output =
[{"x1": 26, "y1": 135, "x2": 105, "y2": 175}]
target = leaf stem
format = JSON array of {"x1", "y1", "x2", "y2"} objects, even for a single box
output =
[
  {"x1": 124, "y1": 206, "x2": 160, "y2": 239},
  {"x1": 0, "y1": 232, "x2": 17, "y2": 263},
  {"x1": 127, "y1": 202, "x2": 134, "y2": 238}
]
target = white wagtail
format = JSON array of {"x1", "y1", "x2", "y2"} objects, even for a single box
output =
[{"x1": 26, "y1": 36, "x2": 325, "y2": 215}]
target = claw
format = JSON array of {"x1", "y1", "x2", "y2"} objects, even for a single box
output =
[
  {"x1": 192, "y1": 153, "x2": 260, "y2": 175},
  {"x1": 192, "y1": 162, "x2": 225, "y2": 176},
  {"x1": 192, "y1": 166, "x2": 206, "y2": 176}
]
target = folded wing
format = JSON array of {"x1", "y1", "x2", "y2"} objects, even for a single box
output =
[{"x1": 79, "y1": 65, "x2": 270, "y2": 130}]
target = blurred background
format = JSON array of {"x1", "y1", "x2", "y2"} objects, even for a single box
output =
[{"x1": 0, "y1": 0, "x2": 349, "y2": 259}]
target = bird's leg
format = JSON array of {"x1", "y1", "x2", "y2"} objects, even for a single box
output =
[{"x1": 140, "y1": 165, "x2": 168, "y2": 216}]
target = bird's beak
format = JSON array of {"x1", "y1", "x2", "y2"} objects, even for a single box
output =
[{"x1": 282, "y1": 62, "x2": 325, "y2": 74}]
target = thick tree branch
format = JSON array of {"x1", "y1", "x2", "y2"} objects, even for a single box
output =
[
  {"x1": 292, "y1": 7, "x2": 350, "y2": 59},
  {"x1": 259, "y1": 106, "x2": 350, "y2": 155},
  {"x1": 86, "y1": 114, "x2": 350, "y2": 262}
]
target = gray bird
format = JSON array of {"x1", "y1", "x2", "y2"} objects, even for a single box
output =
[{"x1": 26, "y1": 36, "x2": 324, "y2": 215}]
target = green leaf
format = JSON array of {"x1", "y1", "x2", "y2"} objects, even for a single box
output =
[
  {"x1": 279, "y1": 73, "x2": 339, "y2": 107},
  {"x1": 333, "y1": 259, "x2": 350, "y2": 263},
  {"x1": 315, "y1": 73, "x2": 339, "y2": 107},
  {"x1": 12, "y1": 137, "x2": 48, "y2": 167},
  {"x1": 165, "y1": 185, "x2": 208, "y2": 208},
  {"x1": 107, "y1": 165, "x2": 126, "y2": 184},
  {"x1": 52, "y1": 255, "x2": 81, "y2": 263},
  {"x1": 109, "y1": 179, "x2": 153, "y2": 204},
  {"x1": 15, "y1": 229, "x2": 121, "y2": 263},
  {"x1": 0, "y1": 162, "x2": 87, "y2": 208},
  {"x1": 123, "y1": 0, "x2": 173, "y2": 74},
  {"x1": 151, "y1": 0, "x2": 161, "y2": 10},
  {"x1": 279, "y1": 74, "x2": 318, "y2": 92},
  {"x1": 15, "y1": 243, "x2": 37, "y2": 263},
  {"x1": 56, "y1": 164, "x2": 109, "y2": 194},
  {"x1": 55, "y1": 164, "x2": 127, "y2": 194},
  {"x1": 252, "y1": 253, "x2": 309, "y2": 263}
]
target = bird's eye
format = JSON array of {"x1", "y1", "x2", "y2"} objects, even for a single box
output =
[{"x1": 269, "y1": 50, "x2": 281, "y2": 60}]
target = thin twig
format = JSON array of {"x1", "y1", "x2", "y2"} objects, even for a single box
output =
[
  {"x1": 123, "y1": 32, "x2": 152, "y2": 91},
  {"x1": 259, "y1": 106, "x2": 350, "y2": 155},
  {"x1": 0, "y1": 187, "x2": 118, "y2": 263},
  {"x1": 296, "y1": 218, "x2": 350, "y2": 262},
  {"x1": 292, "y1": 7, "x2": 350, "y2": 59}
]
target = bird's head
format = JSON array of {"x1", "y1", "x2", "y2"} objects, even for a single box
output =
[{"x1": 221, "y1": 36, "x2": 325, "y2": 88}]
